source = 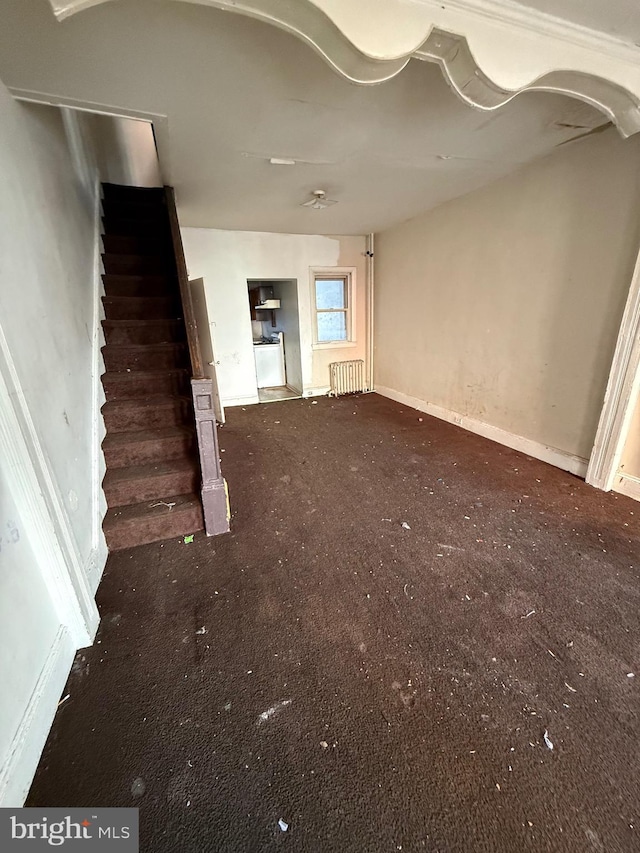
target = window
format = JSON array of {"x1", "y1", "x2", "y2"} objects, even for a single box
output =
[{"x1": 311, "y1": 268, "x2": 356, "y2": 347}]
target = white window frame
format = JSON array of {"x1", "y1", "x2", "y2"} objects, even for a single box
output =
[{"x1": 310, "y1": 267, "x2": 357, "y2": 349}]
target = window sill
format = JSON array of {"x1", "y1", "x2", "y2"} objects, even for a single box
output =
[{"x1": 312, "y1": 341, "x2": 357, "y2": 351}]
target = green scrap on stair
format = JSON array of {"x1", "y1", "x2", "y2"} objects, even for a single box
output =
[{"x1": 183, "y1": 534, "x2": 194, "y2": 544}]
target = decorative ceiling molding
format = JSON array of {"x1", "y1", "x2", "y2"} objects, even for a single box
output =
[
  {"x1": 412, "y1": 0, "x2": 640, "y2": 63},
  {"x1": 416, "y1": 31, "x2": 640, "y2": 137},
  {"x1": 46, "y1": 0, "x2": 640, "y2": 136}
]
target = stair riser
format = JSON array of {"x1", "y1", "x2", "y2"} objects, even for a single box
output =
[
  {"x1": 102, "y1": 198, "x2": 166, "y2": 221},
  {"x1": 103, "y1": 234, "x2": 170, "y2": 256},
  {"x1": 103, "y1": 217, "x2": 168, "y2": 238},
  {"x1": 102, "y1": 254, "x2": 168, "y2": 276},
  {"x1": 100, "y1": 183, "x2": 204, "y2": 551},
  {"x1": 102, "y1": 346, "x2": 188, "y2": 372},
  {"x1": 102, "y1": 184, "x2": 164, "y2": 203},
  {"x1": 103, "y1": 277, "x2": 173, "y2": 298},
  {"x1": 102, "y1": 321, "x2": 185, "y2": 345},
  {"x1": 105, "y1": 504, "x2": 204, "y2": 551},
  {"x1": 103, "y1": 373, "x2": 189, "y2": 401},
  {"x1": 102, "y1": 297, "x2": 180, "y2": 321},
  {"x1": 103, "y1": 400, "x2": 192, "y2": 432},
  {"x1": 104, "y1": 469, "x2": 199, "y2": 507},
  {"x1": 104, "y1": 435, "x2": 195, "y2": 469}
]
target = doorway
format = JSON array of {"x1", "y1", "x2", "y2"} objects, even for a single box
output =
[{"x1": 247, "y1": 279, "x2": 302, "y2": 403}]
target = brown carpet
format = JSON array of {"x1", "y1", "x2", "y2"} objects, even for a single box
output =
[{"x1": 28, "y1": 393, "x2": 640, "y2": 852}]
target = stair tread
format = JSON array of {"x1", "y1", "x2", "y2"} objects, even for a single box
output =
[
  {"x1": 102, "y1": 317, "x2": 179, "y2": 329},
  {"x1": 101, "y1": 231, "x2": 166, "y2": 240},
  {"x1": 103, "y1": 425, "x2": 192, "y2": 447},
  {"x1": 103, "y1": 196, "x2": 165, "y2": 207},
  {"x1": 102, "y1": 185, "x2": 164, "y2": 195},
  {"x1": 102, "y1": 393, "x2": 190, "y2": 411},
  {"x1": 102, "y1": 342, "x2": 185, "y2": 351},
  {"x1": 102, "y1": 367, "x2": 188, "y2": 377},
  {"x1": 102, "y1": 203, "x2": 166, "y2": 215},
  {"x1": 102, "y1": 328, "x2": 184, "y2": 341},
  {"x1": 102, "y1": 294, "x2": 177, "y2": 301},
  {"x1": 103, "y1": 492, "x2": 203, "y2": 529},
  {"x1": 102, "y1": 273, "x2": 171, "y2": 281},
  {"x1": 102, "y1": 244, "x2": 171, "y2": 261},
  {"x1": 101, "y1": 343, "x2": 186, "y2": 363},
  {"x1": 104, "y1": 457, "x2": 199, "y2": 484},
  {"x1": 103, "y1": 215, "x2": 166, "y2": 226},
  {"x1": 102, "y1": 202, "x2": 165, "y2": 214},
  {"x1": 102, "y1": 183, "x2": 164, "y2": 193},
  {"x1": 103, "y1": 317, "x2": 180, "y2": 324},
  {"x1": 102, "y1": 250, "x2": 166, "y2": 259}
]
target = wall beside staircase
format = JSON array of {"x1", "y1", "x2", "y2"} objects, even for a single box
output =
[
  {"x1": 86, "y1": 113, "x2": 163, "y2": 189},
  {"x1": 0, "y1": 98, "x2": 107, "y2": 590},
  {"x1": 0, "y1": 90, "x2": 104, "y2": 804}
]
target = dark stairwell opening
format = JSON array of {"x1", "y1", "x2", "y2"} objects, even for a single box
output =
[{"x1": 100, "y1": 183, "x2": 204, "y2": 549}]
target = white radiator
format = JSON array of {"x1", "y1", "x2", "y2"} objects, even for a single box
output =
[{"x1": 329, "y1": 359, "x2": 367, "y2": 396}]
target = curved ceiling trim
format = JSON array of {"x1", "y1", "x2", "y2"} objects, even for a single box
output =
[
  {"x1": 417, "y1": 30, "x2": 640, "y2": 137},
  {"x1": 47, "y1": 0, "x2": 640, "y2": 137}
]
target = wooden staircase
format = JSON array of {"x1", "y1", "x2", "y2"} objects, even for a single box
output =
[{"x1": 100, "y1": 183, "x2": 204, "y2": 550}]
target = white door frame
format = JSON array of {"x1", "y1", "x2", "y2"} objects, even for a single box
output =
[
  {"x1": 586, "y1": 241, "x2": 640, "y2": 491},
  {"x1": 0, "y1": 325, "x2": 99, "y2": 647}
]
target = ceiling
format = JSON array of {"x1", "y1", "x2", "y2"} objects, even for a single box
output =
[
  {"x1": 509, "y1": 0, "x2": 640, "y2": 45},
  {"x1": 0, "y1": 0, "x2": 617, "y2": 235}
]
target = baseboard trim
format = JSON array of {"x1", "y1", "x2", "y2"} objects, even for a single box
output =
[
  {"x1": 303, "y1": 386, "x2": 331, "y2": 398},
  {"x1": 613, "y1": 472, "x2": 640, "y2": 502},
  {"x1": 223, "y1": 394, "x2": 260, "y2": 407},
  {"x1": 0, "y1": 627, "x2": 75, "y2": 807},
  {"x1": 84, "y1": 542, "x2": 108, "y2": 597},
  {"x1": 375, "y1": 386, "x2": 588, "y2": 477},
  {"x1": 91, "y1": 177, "x2": 107, "y2": 570}
]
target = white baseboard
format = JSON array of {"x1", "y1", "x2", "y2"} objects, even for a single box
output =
[
  {"x1": 223, "y1": 394, "x2": 260, "y2": 407},
  {"x1": 375, "y1": 385, "x2": 588, "y2": 478},
  {"x1": 225, "y1": 388, "x2": 329, "y2": 405},
  {"x1": 0, "y1": 627, "x2": 75, "y2": 807},
  {"x1": 85, "y1": 541, "x2": 108, "y2": 597},
  {"x1": 91, "y1": 176, "x2": 107, "y2": 569},
  {"x1": 303, "y1": 386, "x2": 331, "y2": 398},
  {"x1": 613, "y1": 472, "x2": 640, "y2": 501}
]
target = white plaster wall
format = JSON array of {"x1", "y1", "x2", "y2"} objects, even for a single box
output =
[
  {"x1": 181, "y1": 229, "x2": 367, "y2": 402},
  {"x1": 0, "y1": 85, "x2": 104, "y2": 804},
  {"x1": 267, "y1": 281, "x2": 303, "y2": 393},
  {"x1": 0, "y1": 467, "x2": 70, "y2": 805},
  {"x1": 374, "y1": 128, "x2": 640, "y2": 464},
  {"x1": 0, "y1": 97, "x2": 105, "y2": 581},
  {"x1": 88, "y1": 114, "x2": 162, "y2": 188}
]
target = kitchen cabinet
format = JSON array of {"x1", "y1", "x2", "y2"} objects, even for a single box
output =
[{"x1": 249, "y1": 286, "x2": 280, "y2": 324}]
